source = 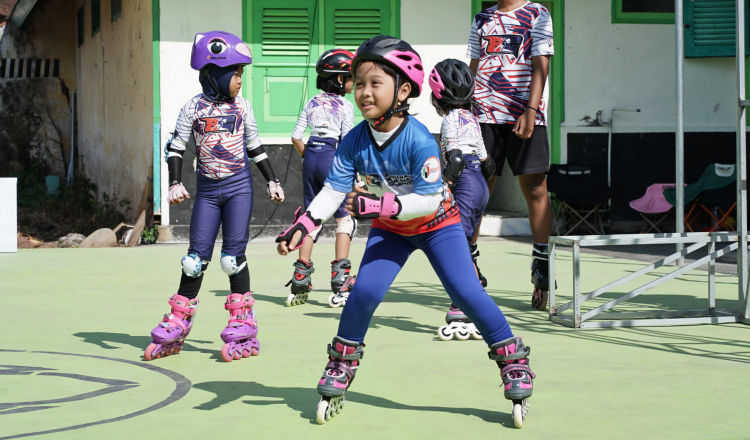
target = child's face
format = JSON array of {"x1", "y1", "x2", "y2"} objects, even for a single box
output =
[
  {"x1": 229, "y1": 66, "x2": 244, "y2": 98},
  {"x1": 354, "y1": 61, "x2": 396, "y2": 121}
]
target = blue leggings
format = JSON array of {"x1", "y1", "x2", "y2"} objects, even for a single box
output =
[
  {"x1": 188, "y1": 170, "x2": 254, "y2": 261},
  {"x1": 337, "y1": 224, "x2": 513, "y2": 347},
  {"x1": 453, "y1": 154, "x2": 489, "y2": 240},
  {"x1": 303, "y1": 136, "x2": 347, "y2": 219}
]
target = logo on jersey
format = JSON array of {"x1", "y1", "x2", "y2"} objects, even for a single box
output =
[
  {"x1": 365, "y1": 174, "x2": 382, "y2": 188},
  {"x1": 482, "y1": 34, "x2": 524, "y2": 58},
  {"x1": 421, "y1": 156, "x2": 441, "y2": 183},
  {"x1": 197, "y1": 115, "x2": 238, "y2": 134}
]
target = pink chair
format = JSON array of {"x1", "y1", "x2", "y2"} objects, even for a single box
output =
[{"x1": 629, "y1": 183, "x2": 679, "y2": 233}]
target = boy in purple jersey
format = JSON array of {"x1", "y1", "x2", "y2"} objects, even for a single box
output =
[
  {"x1": 275, "y1": 36, "x2": 536, "y2": 429},
  {"x1": 428, "y1": 58, "x2": 497, "y2": 340},
  {"x1": 468, "y1": 0, "x2": 555, "y2": 310},
  {"x1": 143, "y1": 31, "x2": 285, "y2": 363},
  {"x1": 286, "y1": 49, "x2": 357, "y2": 308}
]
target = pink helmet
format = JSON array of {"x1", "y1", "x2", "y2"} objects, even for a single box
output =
[{"x1": 351, "y1": 35, "x2": 424, "y2": 97}]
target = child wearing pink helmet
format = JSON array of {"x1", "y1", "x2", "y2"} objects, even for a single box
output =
[{"x1": 276, "y1": 35, "x2": 536, "y2": 428}]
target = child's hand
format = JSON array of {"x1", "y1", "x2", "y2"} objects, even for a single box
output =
[
  {"x1": 512, "y1": 110, "x2": 536, "y2": 139},
  {"x1": 268, "y1": 179, "x2": 285, "y2": 203},
  {"x1": 346, "y1": 185, "x2": 372, "y2": 215},
  {"x1": 168, "y1": 183, "x2": 190, "y2": 205}
]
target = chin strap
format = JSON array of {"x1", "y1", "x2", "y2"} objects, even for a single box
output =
[{"x1": 372, "y1": 73, "x2": 410, "y2": 128}]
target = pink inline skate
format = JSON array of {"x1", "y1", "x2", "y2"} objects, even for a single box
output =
[
  {"x1": 144, "y1": 294, "x2": 198, "y2": 361},
  {"x1": 220, "y1": 292, "x2": 260, "y2": 362}
]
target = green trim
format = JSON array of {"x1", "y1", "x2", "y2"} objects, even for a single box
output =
[
  {"x1": 549, "y1": 0, "x2": 564, "y2": 164},
  {"x1": 611, "y1": 0, "x2": 674, "y2": 25},
  {"x1": 152, "y1": 0, "x2": 161, "y2": 212},
  {"x1": 392, "y1": 0, "x2": 400, "y2": 38}
]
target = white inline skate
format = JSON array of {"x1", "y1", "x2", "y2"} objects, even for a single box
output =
[{"x1": 437, "y1": 304, "x2": 482, "y2": 341}]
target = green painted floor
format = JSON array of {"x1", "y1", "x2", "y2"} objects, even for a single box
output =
[{"x1": 2, "y1": 238, "x2": 750, "y2": 439}]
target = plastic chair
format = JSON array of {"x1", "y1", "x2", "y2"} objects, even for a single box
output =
[
  {"x1": 629, "y1": 183, "x2": 680, "y2": 233},
  {"x1": 548, "y1": 164, "x2": 611, "y2": 235},
  {"x1": 663, "y1": 163, "x2": 736, "y2": 232}
]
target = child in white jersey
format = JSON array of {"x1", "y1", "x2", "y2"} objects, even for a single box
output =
[
  {"x1": 285, "y1": 49, "x2": 357, "y2": 308},
  {"x1": 428, "y1": 58, "x2": 496, "y2": 341}
]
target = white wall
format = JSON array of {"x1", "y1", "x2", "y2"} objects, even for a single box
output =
[
  {"x1": 400, "y1": 0, "x2": 474, "y2": 134},
  {"x1": 565, "y1": 0, "x2": 739, "y2": 134},
  {"x1": 158, "y1": 0, "x2": 242, "y2": 224}
]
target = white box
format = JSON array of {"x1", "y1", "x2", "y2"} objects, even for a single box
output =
[{"x1": 0, "y1": 178, "x2": 17, "y2": 252}]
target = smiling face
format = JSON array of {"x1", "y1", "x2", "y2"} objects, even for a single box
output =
[
  {"x1": 354, "y1": 61, "x2": 394, "y2": 121},
  {"x1": 229, "y1": 65, "x2": 244, "y2": 98}
]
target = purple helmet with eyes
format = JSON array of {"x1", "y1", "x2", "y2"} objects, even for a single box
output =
[{"x1": 190, "y1": 31, "x2": 253, "y2": 71}]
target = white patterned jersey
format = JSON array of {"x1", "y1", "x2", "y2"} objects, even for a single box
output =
[
  {"x1": 467, "y1": 2, "x2": 554, "y2": 125},
  {"x1": 292, "y1": 92, "x2": 354, "y2": 141},
  {"x1": 440, "y1": 109, "x2": 487, "y2": 159},
  {"x1": 168, "y1": 95, "x2": 263, "y2": 179}
]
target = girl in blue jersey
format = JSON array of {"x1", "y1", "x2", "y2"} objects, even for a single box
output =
[
  {"x1": 276, "y1": 36, "x2": 537, "y2": 429},
  {"x1": 285, "y1": 49, "x2": 357, "y2": 308},
  {"x1": 428, "y1": 58, "x2": 496, "y2": 341}
]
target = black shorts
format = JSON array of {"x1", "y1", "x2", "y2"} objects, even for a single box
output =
[{"x1": 480, "y1": 123, "x2": 550, "y2": 177}]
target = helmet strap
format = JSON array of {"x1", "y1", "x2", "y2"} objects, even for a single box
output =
[{"x1": 373, "y1": 73, "x2": 410, "y2": 128}]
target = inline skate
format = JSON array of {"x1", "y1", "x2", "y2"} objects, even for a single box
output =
[
  {"x1": 470, "y1": 243, "x2": 487, "y2": 287},
  {"x1": 488, "y1": 337, "x2": 535, "y2": 428},
  {"x1": 144, "y1": 294, "x2": 198, "y2": 361},
  {"x1": 285, "y1": 259, "x2": 314, "y2": 306},
  {"x1": 315, "y1": 336, "x2": 364, "y2": 424},
  {"x1": 220, "y1": 292, "x2": 260, "y2": 362},
  {"x1": 328, "y1": 273, "x2": 356, "y2": 308},
  {"x1": 530, "y1": 245, "x2": 551, "y2": 311},
  {"x1": 437, "y1": 304, "x2": 482, "y2": 341}
]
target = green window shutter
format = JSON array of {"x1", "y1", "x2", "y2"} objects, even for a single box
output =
[
  {"x1": 684, "y1": 0, "x2": 749, "y2": 58},
  {"x1": 261, "y1": 8, "x2": 311, "y2": 57},
  {"x1": 333, "y1": 9, "x2": 384, "y2": 52}
]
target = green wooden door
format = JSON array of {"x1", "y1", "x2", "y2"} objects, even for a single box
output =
[
  {"x1": 250, "y1": 0, "x2": 319, "y2": 135},
  {"x1": 323, "y1": 0, "x2": 393, "y2": 124}
]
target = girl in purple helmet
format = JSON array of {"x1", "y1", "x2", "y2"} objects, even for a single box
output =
[
  {"x1": 285, "y1": 49, "x2": 357, "y2": 308},
  {"x1": 428, "y1": 58, "x2": 496, "y2": 341},
  {"x1": 275, "y1": 35, "x2": 536, "y2": 428},
  {"x1": 144, "y1": 31, "x2": 285, "y2": 364}
]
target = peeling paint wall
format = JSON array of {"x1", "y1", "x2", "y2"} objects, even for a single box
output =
[
  {"x1": 75, "y1": 0, "x2": 152, "y2": 220},
  {"x1": 0, "y1": 1, "x2": 75, "y2": 180}
]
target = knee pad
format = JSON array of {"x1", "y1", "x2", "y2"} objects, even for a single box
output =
[
  {"x1": 182, "y1": 253, "x2": 208, "y2": 278},
  {"x1": 335, "y1": 215, "x2": 357, "y2": 239},
  {"x1": 220, "y1": 252, "x2": 247, "y2": 276}
]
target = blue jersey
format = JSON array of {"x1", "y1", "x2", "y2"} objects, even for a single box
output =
[{"x1": 326, "y1": 116, "x2": 460, "y2": 235}]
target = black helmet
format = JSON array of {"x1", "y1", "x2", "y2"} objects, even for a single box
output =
[
  {"x1": 428, "y1": 58, "x2": 474, "y2": 105},
  {"x1": 316, "y1": 49, "x2": 354, "y2": 78},
  {"x1": 351, "y1": 35, "x2": 424, "y2": 98}
]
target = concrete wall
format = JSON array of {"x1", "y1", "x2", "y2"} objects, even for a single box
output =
[
  {"x1": 0, "y1": 1, "x2": 75, "y2": 180},
  {"x1": 75, "y1": 0, "x2": 152, "y2": 221}
]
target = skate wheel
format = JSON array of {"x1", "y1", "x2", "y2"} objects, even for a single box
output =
[
  {"x1": 250, "y1": 347, "x2": 260, "y2": 356},
  {"x1": 285, "y1": 293, "x2": 295, "y2": 307},
  {"x1": 316, "y1": 398, "x2": 330, "y2": 424},
  {"x1": 328, "y1": 294, "x2": 339, "y2": 308},
  {"x1": 437, "y1": 326, "x2": 454, "y2": 341},
  {"x1": 220, "y1": 344, "x2": 234, "y2": 362},
  {"x1": 242, "y1": 349, "x2": 251, "y2": 358},
  {"x1": 471, "y1": 331, "x2": 484, "y2": 341},
  {"x1": 455, "y1": 328, "x2": 471, "y2": 341},
  {"x1": 144, "y1": 343, "x2": 159, "y2": 361},
  {"x1": 172, "y1": 346, "x2": 181, "y2": 354},
  {"x1": 233, "y1": 351, "x2": 242, "y2": 360},
  {"x1": 512, "y1": 399, "x2": 528, "y2": 428}
]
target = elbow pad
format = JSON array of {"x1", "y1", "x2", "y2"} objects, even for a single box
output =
[
  {"x1": 443, "y1": 149, "x2": 465, "y2": 182},
  {"x1": 480, "y1": 155, "x2": 497, "y2": 180}
]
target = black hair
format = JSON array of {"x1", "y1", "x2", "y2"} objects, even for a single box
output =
[
  {"x1": 354, "y1": 60, "x2": 414, "y2": 116},
  {"x1": 316, "y1": 74, "x2": 347, "y2": 96},
  {"x1": 431, "y1": 93, "x2": 472, "y2": 117}
]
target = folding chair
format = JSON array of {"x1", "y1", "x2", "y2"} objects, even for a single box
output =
[
  {"x1": 629, "y1": 183, "x2": 680, "y2": 233},
  {"x1": 548, "y1": 164, "x2": 611, "y2": 235},
  {"x1": 663, "y1": 163, "x2": 736, "y2": 232}
]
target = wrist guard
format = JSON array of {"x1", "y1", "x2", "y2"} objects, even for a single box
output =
[
  {"x1": 275, "y1": 207, "x2": 321, "y2": 251},
  {"x1": 351, "y1": 192, "x2": 401, "y2": 219}
]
